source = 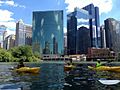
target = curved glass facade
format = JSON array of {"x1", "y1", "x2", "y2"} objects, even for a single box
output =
[{"x1": 32, "y1": 10, "x2": 64, "y2": 55}]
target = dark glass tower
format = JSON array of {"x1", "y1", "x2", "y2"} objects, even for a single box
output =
[
  {"x1": 83, "y1": 4, "x2": 101, "y2": 48},
  {"x1": 67, "y1": 4, "x2": 100, "y2": 55},
  {"x1": 100, "y1": 25, "x2": 106, "y2": 48},
  {"x1": 67, "y1": 8, "x2": 91, "y2": 54},
  {"x1": 67, "y1": 15, "x2": 77, "y2": 54},
  {"x1": 32, "y1": 10, "x2": 64, "y2": 55},
  {"x1": 104, "y1": 18, "x2": 120, "y2": 53},
  {"x1": 77, "y1": 27, "x2": 91, "y2": 54}
]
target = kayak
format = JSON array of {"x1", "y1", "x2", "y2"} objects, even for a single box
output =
[
  {"x1": 98, "y1": 80, "x2": 120, "y2": 85},
  {"x1": 88, "y1": 66, "x2": 110, "y2": 71},
  {"x1": 15, "y1": 67, "x2": 40, "y2": 74},
  {"x1": 88, "y1": 66, "x2": 120, "y2": 72},
  {"x1": 64, "y1": 65, "x2": 75, "y2": 71}
]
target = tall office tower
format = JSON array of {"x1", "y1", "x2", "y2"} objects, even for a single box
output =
[
  {"x1": 25, "y1": 25, "x2": 32, "y2": 45},
  {"x1": 83, "y1": 4, "x2": 101, "y2": 48},
  {"x1": 0, "y1": 25, "x2": 7, "y2": 48},
  {"x1": 4, "y1": 34, "x2": 15, "y2": 50},
  {"x1": 3, "y1": 30, "x2": 8, "y2": 49},
  {"x1": 100, "y1": 25, "x2": 106, "y2": 48},
  {"x1": 67, "y1": 8, "x2": 91, "y2": 54},
  {"x1": 15, "y1": 20, "x2": 24, "y2": 46},
  {"x1": 15, "y1": 20, "x2": 32, "y2": 46},
  {"x1": 77, "y1": 27, "x2": 91, "y2": 54},
  {"x1": 9, "y1": 34, "x2": 15, "y2": 49},
  {"x1": 104, "y1": 18, "x2": 120, "y2": 53},
  {"x1": 32, "y1": 10, "x2": 64, "y2": 55}
]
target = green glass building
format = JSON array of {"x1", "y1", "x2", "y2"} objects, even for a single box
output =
[{"x1": 32, "y1": 10, "x2": 64, "y2": 55}]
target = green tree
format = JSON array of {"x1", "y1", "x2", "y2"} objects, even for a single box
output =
[
  {"x1": 0, "y1": 48, "x2": 12, "y2": 62},
  {"x1": 9, "y1": 45, "x2": 39, "y2": 62}
]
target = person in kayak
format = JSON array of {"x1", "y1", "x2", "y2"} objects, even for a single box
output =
[
  {"x1": 17, "y1": 59, "x2": 25, "y2": 69},
  {"x1": 96, "y1": 60, "x2": 102, "y2": 67}
]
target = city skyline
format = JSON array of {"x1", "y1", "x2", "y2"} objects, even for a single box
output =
[{"x1": 0, "y1": 0, "x2": 120, "y2": 34}]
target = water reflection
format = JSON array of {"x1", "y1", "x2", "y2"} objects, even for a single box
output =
[
  {"x1": 0, "y1": 62, "x2": 120, "y2": 90},
  {"x1": 30, "y1": 63, "x2": 65, "y2": 90},
  {"x1": 64, "y1": 64, "x2": 120, "y2": 90}
]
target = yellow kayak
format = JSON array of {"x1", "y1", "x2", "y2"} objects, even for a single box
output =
[
  {"x1": 15, "y1": 67, "x2": 40, "y2": 74},
  {"x1": 88, "y1": 66, "x2": 120, "y2": 72},
  {"x1": 64, "y1": 65, "x2": 75, "y2": 71},
  {"x1": 88, "y1": 66, "x2": 110, "y2": 71}
]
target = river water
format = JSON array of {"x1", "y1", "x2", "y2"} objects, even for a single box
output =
[{"x1": 0, "y1": 61, "x2": 120, "y2": 90}]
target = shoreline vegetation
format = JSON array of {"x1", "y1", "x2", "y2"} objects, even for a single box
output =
[{"x1": 0, "y1": 45, "x2": 40, "y2": 62}]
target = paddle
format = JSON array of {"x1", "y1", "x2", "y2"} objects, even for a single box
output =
[{"x1": 103, "y1": 60, "x2": 114, "y2": 66}]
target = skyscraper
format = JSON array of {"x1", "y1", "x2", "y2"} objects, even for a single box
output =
[
  {"x1": 67, "y1": 5, "x2": 100, "y2": 55},
  {"x1": 15, "y1": 20, "x2": 32, "y2": 46},
  {"x1": 3, "y1": 30, "x2": 8, "y2": 49},
  {"x1": 83, "y1": 4, "x2": 101, "y2": 47},
  {"x1": 104, "y1": 18, "x2": 120, "y2": 53},
  {"x1": 32, "y1": 10, "x2": 64, "y2": 55},
  {"x1": 4, "y1": 34, "x2": 15, "y2": 50},
  {"x1": 0, "y1": 25, "x2": 7, "y2": 48},
  {"x1": 67, "y1": 10, "x2": 77, "y2": 54},
  {"x1": 100, "y1": 25, "x2": 106, "y2": 48},
  {"x1": 77, "y1": 27, "x2": 91, "y2": 54},
  {"x1": 67, "y1": 8, "x2": 91, "y2": 54}
]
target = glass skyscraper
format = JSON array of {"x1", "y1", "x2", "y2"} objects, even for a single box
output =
[
  {"x1": 32, "y1": 10, "x2": 64, "y2": 55},
  {"x1": 67, "y1": 4, "x2": 100, "y2": 55},
  {"x1": 104, "y1": 18, "x2": 120, "y2": 53},
  {"x1": 83, "y1": 4, "x2": 101, "y2": 47},
  {"x1": 0, "y1": 25, "x2": 7, "y2": 48},
  {"x1": 67, "y1": 8, "x2": 91, "y2": 54}
]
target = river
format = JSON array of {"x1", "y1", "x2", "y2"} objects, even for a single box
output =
[{"x1": 0, "y1": 61, "x2": 120, "y2": 90}]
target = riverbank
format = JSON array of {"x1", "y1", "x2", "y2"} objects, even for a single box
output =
[{"x1": 0, "y1": 60, "x2": 120, "y2": 65}]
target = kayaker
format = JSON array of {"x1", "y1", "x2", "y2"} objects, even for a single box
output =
[
  {"x1": 17, "y1": 59, "x2": 25, "y2": 69},
  {"x1": 70, "y1": 59, "x2": 72, "y2": 64},
  {"x1": 96, "y1": 60, "x2": 102, "y2": 67}
]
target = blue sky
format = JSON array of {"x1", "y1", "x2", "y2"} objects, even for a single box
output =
[{"x1": 0, "y1": 0, "x2": 120, "y2": 34}]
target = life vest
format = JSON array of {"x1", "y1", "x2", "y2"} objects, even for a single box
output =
[{"x1": 96, "y1": 62, "x2": 102, "y2": 67}]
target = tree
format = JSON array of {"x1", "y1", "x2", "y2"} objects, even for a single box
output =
[
  {"x1": 9, "y1": 45, "x2": 39, "y2": 62},
  {"x1": 0, "y1": 48, "x2": 12, "y2": 62}
]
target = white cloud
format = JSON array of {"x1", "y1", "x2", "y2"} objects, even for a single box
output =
[
  {"x1": 0, "y1": 9, "x2": 14, "y2": 22},
  {"x1": 5, "y1": 1, "x2": 15, "y2": 6},
  {"x1": 0, "y1": 9, "x2": 16, "y2": 30},
  {"x1": 0, "y1": 0, "x2": 26, "y2": 8},
  {"x1": 65, "y1": 0, "x2": 113, "y2": 14},
  {"x1": 6, "y1": 29, "x2": 15, "y2": 35},
  {"x1": 0, "y1": 21, "x2": 16, "y2": 30}
]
